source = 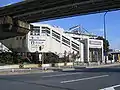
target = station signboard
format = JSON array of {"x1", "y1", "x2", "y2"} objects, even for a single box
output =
[
  {"x1": 89, "y1": 39, "x2": 103, "y2": 48},
  {"x1": 89, "y1": 40, "x2": 102, "y2": 45}
]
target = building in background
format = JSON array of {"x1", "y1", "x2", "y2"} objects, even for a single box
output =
[
  {"x1": 65, "y1": 25, "x2": 104, "y2": 64},
  {"x1": 108, "y1": 49, "x2": 120, "y2": 63}
]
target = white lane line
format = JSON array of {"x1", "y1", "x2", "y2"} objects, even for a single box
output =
[
  {"x1": 100, "y1": 87, "x2": 115, "y2": 90},
  {"x1": 42, "y1": 72, "x2": 82, "y2": 78},
  {"x1": 100, "y1": 84, "x2": 120, "y2": 90},
  {"x1": 113, "y1": 84, "x2": 120, "y2": 88},
  {"x1": 61, "y1": 75, "x2": 109, "y2": 84}
]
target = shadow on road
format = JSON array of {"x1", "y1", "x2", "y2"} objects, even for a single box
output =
[
  {"x1": 63, "y1": 67, "x2": 120, "y2": 73},
  {"x1": 0, "y1": 77, "x2": 75, "y2": 90}
]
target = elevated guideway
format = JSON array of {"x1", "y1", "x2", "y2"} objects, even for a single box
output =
[
  {"x1": 0, "y1": 16, "x2": 31, "y2": 40},
  {"x1": 0, "y1": 0, "x2": 120, "y2": 23},
  {"x1": 0, "y1": 0, "x2": 120, "y2": 39}
]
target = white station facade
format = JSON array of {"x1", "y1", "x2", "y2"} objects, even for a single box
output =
[{"x1": 0, "y1": 24, "x2": 104, "y2": 63}]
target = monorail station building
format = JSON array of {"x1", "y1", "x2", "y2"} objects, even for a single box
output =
[
  {"x1": 65, "y1": 26, "x2": 103, "y2": 63},
  {"x1": 0, "y1": 24, "x2": 104, "y2": 64}
]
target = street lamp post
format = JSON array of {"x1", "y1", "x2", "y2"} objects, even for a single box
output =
[{"x1": 103, "y1": 12, "x2": 107, "y2": 64}]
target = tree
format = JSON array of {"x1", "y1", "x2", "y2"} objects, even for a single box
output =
[
  {"x1": 96, "y1": 36, "x2": 109, "y2": 54},
  {"x1": 64, "y1": 51, "x2": 67, "y2": 62}
]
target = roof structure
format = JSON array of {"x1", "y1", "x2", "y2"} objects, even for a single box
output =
[{"x1": 66, "y1": 25, "x2": 96, "y2": 37}]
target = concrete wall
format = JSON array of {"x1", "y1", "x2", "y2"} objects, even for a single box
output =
[{"x1": 1, "y1": 36, "x2": 27, "y2": 52}]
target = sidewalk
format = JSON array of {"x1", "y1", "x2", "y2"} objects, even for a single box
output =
[
  {"x1": 86, "y1": 62, "x2": 120, "y2": 68},
  {"x1": 0, "y1": 62, "x2": 120, "y2": 75},
  {"x1": 48, "y1": 62, "x2": 120, "y2": 71},
  {"x1": 0, "y1": 68, "x2": 54, "y2": 75}
]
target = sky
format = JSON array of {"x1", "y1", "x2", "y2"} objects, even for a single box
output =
[{"x1": 0, "y1": 0, "x2": 120, "y2": 49}]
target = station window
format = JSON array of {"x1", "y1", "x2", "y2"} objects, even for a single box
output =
[
  {"x1": 42, "y1": 30, "x2": 50, "y2": 35},
  {"x1": 37, "y1": 31, "x2": 40, "y2": 35},
  {"x1": 72, "y1": 41, "x2": 79, "y2": 46},
  {"x1": 41, "y1": 27, "x2": 50, "y2": 35},
  {"x1": 23, "y1": 36, "x2": 26, "y2": 40},
  {"x1": 62, "y1": 42, "x2": 70, "y2": 47},
  {"x1": 32, "y1": 26, "x2": 40, "y2": 35},
  {"x1": 42, "y1": 27, "x2": 50, "y2": 30},
  {"x1": 39, "y1": 46, "x2": 42, "y2": 51},
  {"x1": 31, "y1": 41, "x2": 34, "y2": 44},
  {"x1": 20, "y1": 37, "x2": 22, "y2": 40},
  {"x1": 62, "y1": 36, "x2": 70, "y2": 41},
  {"x1": 52, "y1": 30, "x2": 60, "y2": 39},
  {"x1": 30, "y1": 31, "x2": 33, "y2": 35},
  {"x1": 31, "y1": 37, "x2": 33, "y2": 39},
  {"x1": 62, "y1": 36, "x2": 70, "y2": 45},
  {"x1": 72, "y1": 44, "x2": 79, "y2": 50},
  {"x1": 34, "y1": 30, "x2": 40, "y2": 35},
  {"x1": 16, "y1": 37, "x2": 18, "y2": 40}
]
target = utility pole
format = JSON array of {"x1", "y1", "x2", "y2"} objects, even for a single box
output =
[{"x1": 103, "y1": 12, "x2": 107, "y2": 64}]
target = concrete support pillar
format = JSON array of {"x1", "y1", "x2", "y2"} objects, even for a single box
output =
[
  {"x1": 49, "y1": 28, "x2": 52, "y2": 51},
  {"x1": 79, "y1": 39, "x2": 81, "y2": 62},
  {"x1": 87, "y1": 39, "x2": 90, "y2": 64},
  {"x1": 60, "y1": 33, "x2": 62, "y2": 54},
  {"x1": 39, "y1": 54, "x2": 42, "y2": 61},
  {"x1": 118, "y1": 54, "x2": 120, "y2": 62},
  {"x1": 101, "y1": 42, "x2": 104, "y2": 64},
  {"x1": 113, "y1": 54, "x2": 115, "y2": 62},
  {"x1": 70, "y1": 37, "x2": 72, "y2": 53},
  {"x1": 83, "y1": 39, "x2": 89, "y2": 64},
  {"x1": 117, "y1": 54, "x2": 119, "y2": 62},
  {"x1": 81, "y1": 43, "x2": 84, "y2": 62},
  {"x1": 40, "y1": 26, "x2": 42, "y2": 35},
  {"x1": 106, "y1": 56, "x2": 108, "y2": 63}
]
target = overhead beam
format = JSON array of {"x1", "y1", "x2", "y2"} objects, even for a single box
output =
[
  {"x1": 17, "y1": 0, "x2": 120, "y2": 22},
  {"x1": 0, "y1": 0, "x2": 120, "y2": 23},
  {"x1": 0, "y1": 16, "x2": 31, "y2": 40}
]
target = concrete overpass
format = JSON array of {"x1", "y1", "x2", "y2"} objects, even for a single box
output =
[
  {"x1": 0, "y1": 16, "x2": 31, "y2": 40},
  {"x1": 0, "y1": 0, "x2": 120, "y2": 23},
  {"x1": 0, "y1": 0, "x2": 120, "y2": 40}
]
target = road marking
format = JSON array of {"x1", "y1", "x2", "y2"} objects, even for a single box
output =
[
  {"x1": 112, "y1": 84, "x2": 120, "y2": 88},
  {"x1": 61, "y1": 75, "x2": 109, "y2": 84},
  {"x1": 100, "y1": 87, "x2": 115, "y2": 90},
  {"x1": 100, "y1": 84, "x2": 120, "y2": 90},
  {"x1": 42, "y1": 72, "x2": 82, "y2": 78}
]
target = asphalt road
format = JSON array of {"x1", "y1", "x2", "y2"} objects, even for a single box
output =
[{"x1": 1, "y1": 66, "x2": 120, "y2": 90}]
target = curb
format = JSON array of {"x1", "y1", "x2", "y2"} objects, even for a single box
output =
[
  {"x1": 0, "y1": 70, "x2": 54, "y2": 76},
  {"x1": 62, "y1": 68, "x2": 75, "y2": 71},
  {"x1": 86, "y1": 63, "x2": 120, "y2": 68},
  {"x1": 74, "y1": 66, "x2": 86, "y2": 69}
]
